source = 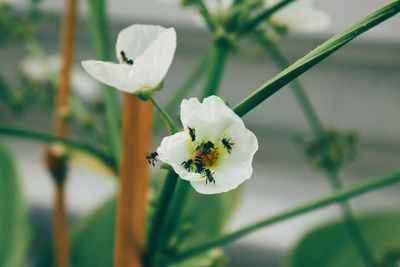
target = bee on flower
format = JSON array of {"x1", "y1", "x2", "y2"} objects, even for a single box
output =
[{"x1": 156, "y1": 95, "x2": 258, "y2": 194}]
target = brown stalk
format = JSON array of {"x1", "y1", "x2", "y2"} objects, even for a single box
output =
[
  {"x1": 55, "y1": 0, "x2": 77, "y2": 136},
  {"x1": 114, "y1": 93, "x2": 153, "y2": 267},
  {"x1": 53, "y1": 179, "x2": 69, "y2": 267},
  {"x1": 45, "y1": 0, "x2": 78, "y2": 267}
]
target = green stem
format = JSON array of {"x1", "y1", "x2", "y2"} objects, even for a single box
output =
[
  {"x1": 195, "y1": 0, "x2": 217, "y2": 32},
  {"x1": 156, "y1": 181, "x2": 191, "y2": 254},
  {"x1": 261, "y1": 37, "x2": 377, "y2": 266},
  {"x1": 87, "y1": 0, "x2": 121, "y2": 166},
  {"x1": 168, "y1": 171, "x2": 400, "y2": 263},
  {"x1": 328, "y1": 171, "x2": 378, "y2": 267},
  {"x1": 154, "y1": 50, "x2": 211, "y2": 132},
  {"x1": 241, "y1": 0, "x2": 297, "y2": 34},
  {"x1": 233, "y1": 0, "x2": 400, "y2": 117},
  {"x1": 145, "y1": 170, "x2": 179, "y2": 266},
  {"x1": 150, "y1": 96, "x2": 180, "y2": 134},
  {"x1": 201, "y1": 42, "x2": 230, "y2": 98},
  {"x1": 0, "y1": 125, "x2": 116, "y2": 171}
]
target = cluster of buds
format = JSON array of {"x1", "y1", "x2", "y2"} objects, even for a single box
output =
[{"x1": 298, "y1": 129, "x2": 358, "y2": 172}]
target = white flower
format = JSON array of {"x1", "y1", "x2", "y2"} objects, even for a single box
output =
[
  {"x1": 20, "y1": 55, "x2": 100, "y2": 102},
  {"x1": 156, "y1": 96, "x2": 258, "y2": 194},
  {"x1": 81, "y1": 24, "x2": 177, "y2": 94},
  {"x1": 268, "y1": 0, "x2": 330, "y2": 33}
]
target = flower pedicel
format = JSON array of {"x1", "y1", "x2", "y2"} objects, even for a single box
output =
[{"x1": 157, "y1": 95, "x2": 258, "y2": 194}]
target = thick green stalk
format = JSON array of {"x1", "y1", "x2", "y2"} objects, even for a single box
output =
[
  {"x1": 145, "y1": 170, "x2": 179, "y2": 267},
  {"x1": 154, "y1": 51, "x2": 211, "y2": 132},
  {"x1": 201, "y1": 42, "x2": 230, "y2": 98},
  {"x1": 241, "y1": 0, "x2": 297, "y2": 34},
  {"x1": 262, "y1": 37, "x2": 377, "y2": 267},
  {"x1": 156, "y1": 181, "x2": 191, "y2": 255},
  {"x1": 234, "y1": 0, "x2": 400, "y2": 117},
  {"x1": 168, "y1": 171, "x2": 400, "y2": 263},
  {"x1": 87, "y1": 0, "x2": 121, "y2": 165},
  {"x1": 0, "y1": 125, "x2": 116, "y2": 171}
]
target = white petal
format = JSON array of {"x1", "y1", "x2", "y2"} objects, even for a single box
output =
[
  {"x1": 132, "y1": 27, "x2": 177, "y2": 89},
  {"x1": 83, "y1": 25, "x2": 176, "y2": 93},
  {"x1": 190, "y1": 160, "x2": 252, "y2": 194},
  {"x1": 115, "y1": 24, "x2": 177, "y2": 90},
  {"x1": 191, "y1": 124, "x2": 258, "y2": 194},
  {"x1": 81, "y1": 60, "x2": 137, "y2": 93},
  {"x1": 180, "y1": 95, "x2": 243, "y2": 143},
  {"x1": 270, "y1": 0, "x2": 331, "y2": 33},
  {"x1": 157, "y1": 131, "x2": 201, "y2": 181},
  {"x1": 116, "y1": 24, "x2": 166, "y2": 63}
]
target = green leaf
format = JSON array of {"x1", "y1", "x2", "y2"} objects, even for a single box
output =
[
  {"x1": 70, "y1": 197, "x2": 117, "y2": 267},
  {"x1": 0, "y1": 142, "x2": 30, "y2": 267},
  {"x1": 36, "y1": 169, "x2": 240, "y2": 267},
  {"x1": 34, "y1": 197, "x2": 117, "y2": 267},
  {"x1": 64, "y1": 188, "x2": 239, "y2": 267},
  {"x1": 172, "y1": 187, "x2": 242, "y2": 252},
  {"x1": 286, "y1": 212, "x2": 400, "y2": 267}
]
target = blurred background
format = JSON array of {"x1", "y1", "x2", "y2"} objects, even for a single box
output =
[{"x1": 1, "y1": 0, "x2": 400, "y2": 266}]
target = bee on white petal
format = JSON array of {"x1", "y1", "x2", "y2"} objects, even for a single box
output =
[{"x1": 157, "y1": 95, "x2": 258, "y2": 195}]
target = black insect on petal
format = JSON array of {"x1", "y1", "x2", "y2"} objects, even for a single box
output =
[{"x1": 120, "y1": 50, "x2": 134, "y2": 65}]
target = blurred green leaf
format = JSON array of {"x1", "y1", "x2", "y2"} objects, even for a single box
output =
[
  {"x1": 34, "y1": 197, "x2": 116, "y2": 267},
  {"x1": 69, "y1": 190, "x2": 238, "y2": 266},
  {"x1": 171, "y1": 187, "x2": 242, "y2": 252},
  {"x1": 286, "y1": 212, "x2": 400, "y2": 267},
  {"x1": 37, "y1": 172, "x2": 241, "y2": 266},
  {"x1": 0, "y1": 142, "x2": 30, "y2": 267},
  {"x1": 70, "y1": 197, "x2": 117, "y2": 267}
]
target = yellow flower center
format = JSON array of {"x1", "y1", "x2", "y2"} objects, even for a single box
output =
[{"x1": 193, "y1": 146, "x2": 220, "y2": 168}]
